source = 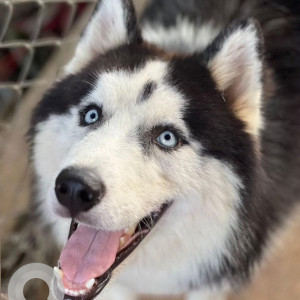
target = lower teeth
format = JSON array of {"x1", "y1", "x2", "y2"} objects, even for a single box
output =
[
  {"x1": 85, "y1": 278, "x2": 95, "y2": 289},
  {"x1": 53, "y1": 267, "x2": 94, "y2": 296}
]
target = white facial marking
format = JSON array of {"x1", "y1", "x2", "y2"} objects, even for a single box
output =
[
  {"x1": 115, "y1": 158, "x2": 243, "y2": 294},
  {"x1": 143, "y1": 18, "x2": 221, "y2": 54},
  {"x1": 34, "y1": 58, "x2": 244, "y2": 295},
  {"x1": 57, "y1": 60, "x2": 188, "y2": 230}
]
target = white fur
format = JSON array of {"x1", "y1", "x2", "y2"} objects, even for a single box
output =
[
  {"x1": 99, "y1": 283, "x2": 139, "y2": 300},
  {"x1": 33, "y1": 112, "x2": 83, "y2": 245},
  {"x1": 207, "y1": 23, "x2": 263, "y2": 136},
  {"x1": 31, "y1": 3, "x2": 256, "y2": 299},
  {"x1": 186, "y1": 289, "x2": 228, "y2": 300},
  {"x1": 65, "y1": 0, "x2": 128, "y2": 74},
  {"x1": 143, "y1": 18, "x2": 220, "y2": 54},
  {"x1": 33, "y1": 60, "x2": 243, "y2": 298}
]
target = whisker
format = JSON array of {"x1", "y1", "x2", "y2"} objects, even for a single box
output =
[
  {"x1": 150, "y1": 214, "x2": 154, "y2": 228},
  {"x1": 81, "y1": 80, "x2": 97, "y2": 89},
  {"x1": 142, "y1": 219, "x2": 152, "y2": 231},
  {"x1": 138, "y1": 222, "x2": 143, "y2": 233}
]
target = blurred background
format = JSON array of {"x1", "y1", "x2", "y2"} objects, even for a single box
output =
[{"x1": 0, "y1": 1, "x2": 299, "y2": 299}]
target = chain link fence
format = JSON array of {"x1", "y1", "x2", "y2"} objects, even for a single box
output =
[{"x1": 0, "y1": 0, "x2": 99, "y2": 125}]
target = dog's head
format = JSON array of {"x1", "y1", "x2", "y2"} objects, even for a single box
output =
[{"x1": 30, "y1": 0, "x2": 263, "y2": 297}]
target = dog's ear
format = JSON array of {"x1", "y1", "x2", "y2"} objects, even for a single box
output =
[
  {"x1": 64, "y1": 0, "x2": 141, "y2": 74},
  {"x1": 203, "y1": 20, "x2": 263, "y2": 136}
]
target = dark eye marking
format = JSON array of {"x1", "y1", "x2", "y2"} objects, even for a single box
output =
[{"x1": 138, "y1": 81, "x2": 157, "y2": 103}]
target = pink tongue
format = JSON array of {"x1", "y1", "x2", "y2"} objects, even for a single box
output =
[{"x1": 60, "y1": 225, "x2": 123, "y2": 284}]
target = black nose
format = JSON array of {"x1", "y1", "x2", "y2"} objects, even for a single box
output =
[{"x1": 55, "y1": 168, "x2": 105, "y2": 217}]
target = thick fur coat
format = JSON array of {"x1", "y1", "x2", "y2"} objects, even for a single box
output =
[{"x1": 28, "y1": 0, "x2": 300, "y2": 299}]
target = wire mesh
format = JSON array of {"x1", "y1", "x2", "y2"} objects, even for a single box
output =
[
  {"x1": 0, "y1": 0, "x2": 97, "y2": 123},
  {"x1": 0, "y1": 0, "x2": 147, "y2": 228}
]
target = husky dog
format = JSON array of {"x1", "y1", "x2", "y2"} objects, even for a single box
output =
[{"x1": 29, "y1": 0, "x2": 300, "y2": 299}]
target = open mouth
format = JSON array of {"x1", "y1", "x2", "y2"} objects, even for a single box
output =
[{"x1": 53, "y1": 203, "x2": 170, "y2": 300}]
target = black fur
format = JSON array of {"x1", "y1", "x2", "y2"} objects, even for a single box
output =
[
  {"x1": 31, "y1": 73, "x2": 96, "y2": 126},
  {"x1": 142, "y1": 0, "x2": 248, "y2": 28},
  {"x1": 30, "y1": 44, "x2": 162, "y2": 129},
  {"x1": 169, "y1": 56, "x2": 256, "y2": 188},
  {"x1": 138, "y1": 81, "x2": 157, "y2": 103},
  {"x1": 122, "y1": 0, "x2": 142, "y2": 43},
  {"x1": 168, "y1": 54, "x2": 260, "y2": 286},
  {"x1": 159, "y1": 0, "x2": 300, "y2": 289}
]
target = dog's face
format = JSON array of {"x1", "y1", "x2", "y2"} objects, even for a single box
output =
[{"x1": 30, "y1": 0, "x2": 263, "y2": 297}]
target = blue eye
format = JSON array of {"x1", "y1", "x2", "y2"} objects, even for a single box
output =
[
  {"x1": 85, "y1": 109, "x2": 98, "y2": 124},
  {"x1": 82, "y1": 107, "x2": 101, "y2": 125},
  {"x1": 157, "y1": 131, "x2": 178, "y2": 148}
]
